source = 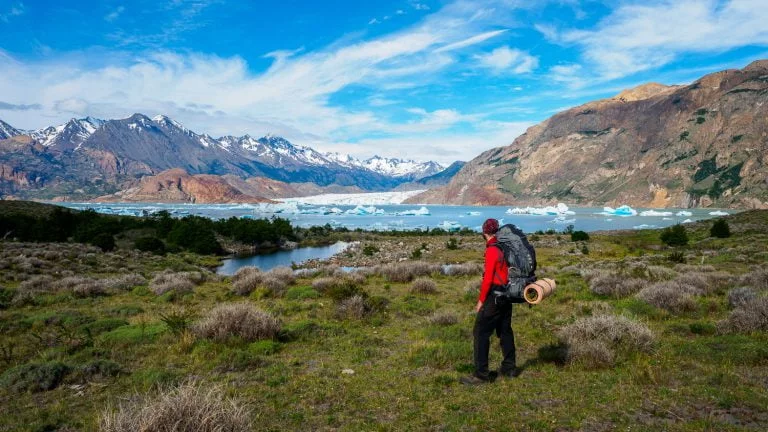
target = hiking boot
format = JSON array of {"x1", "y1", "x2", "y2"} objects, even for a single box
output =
[
  {"x1": 499, "y1": 367, "x2": 522, "y2": 379},
  {"x1": 460, "y1": 372, "x2": 496, "y2": 385}
]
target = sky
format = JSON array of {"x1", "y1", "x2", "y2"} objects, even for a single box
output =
[{"x1": 1, "y1": 0, "x2": 767, "y2": 164}]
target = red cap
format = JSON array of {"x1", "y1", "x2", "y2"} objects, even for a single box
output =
[{"x1": 482, "y1": 218, "x2": 499, "y2": 235}]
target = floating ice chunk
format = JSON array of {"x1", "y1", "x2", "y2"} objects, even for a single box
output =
[
  {"x1": 605, "y1": 218, "x2": 613, "y2": 222},
  {"x1": 601, "y1": 205, "x2": 637, "y2": 216},
  {"x1": 346, "y1": 205, "x2": 385, "y2": 216},
  {"x1": 437, "y1": 221, "x2": 462, "y2": 231},
  {"x1": 682, "y1": 219, "x2": 693, "y2": 224},
  {"x1": 550, "y1": 217, "x2": 576, "y2": 224},
  {"x1": 640, "y1": 210, "x2": 673, "y2": 217},
  {"x1": 709, "y1": 210, "x2": 729, "y2": 216},
  {"x1": 676, "y1": 211, "x2": 693, "y2": 217},
  {"x1": 633, "y1": 224, "x2": 657, "y2": 229},
  {"x1": 662, "y1": 217, "x2": 672, "y2": 220},
  {"x1": 397, "y1": 206, "x2": 430, "y2": 216},
  {"x1": 254, "y1": 202, "x2": 301, "y2": 214},
  {"x1": 467, "y1": 211, "x2": 482, "y2": 216},
  {"x1": 505, "y1": 202, "x2": 574, "y2": 216}
]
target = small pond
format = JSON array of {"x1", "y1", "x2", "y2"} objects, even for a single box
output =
[{"x1": 216, "y1": 241, "x2": 351, "y2": 275}]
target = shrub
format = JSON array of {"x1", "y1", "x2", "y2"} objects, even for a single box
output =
[
  {"x1": 362, "y1": 244, "x2": 379, "y2": 256},
  {"x1": 717, "y1": 297, "x2": 768, "y2": 333},
  {"x1": 134, "y1": 237, "x2": 166, "y2": 254},
  {"x1": 231, "y1": 268, "x2": 263, "y2": 296},
  {"x1": 92, "y1": 233, "x2": 116, "y2": 252},
  {"x1": 284, "y1": 286, "x2": 320, "y2": 300},
  {"x1": 667, "y1": 251, "x2": 686, "y2": 263},
  {"x1": 18, "y1": 275, "x2": 54, "y2": 295},
  {"x1": 335, "y1": 295, "x2": 368, "y2": 320},
  {"x1": 193, "y1": 303, "x2": 280, "y2": 342},
  {"x1": 589, "y1": 273, "x2": 646, "y2": 298},
  {"x1": 378, "y1": 262, "x2": 441, "y2": 282},
  {"x1": 0, "y1": 361, "x2": 71, "y2": 392},
  {"x1": 740, "y1": 268, "x2": 768, "y2": 291},
  {"x1": 0, "y1": 286, "x2": 14, "y2": 309},
  {"x1": 411, "y1": 248, "x2": 422, "y2": 259},
  {"x1": 571, "y1": 231, "x2": 590, "y2": 242},
  {"x1": 464, "y1": 279, "x2": 481, "y2": 298},
  {"x1": 427, "y1": 312, "x2": 459, "y2": 326},
  {"x1": 660, "y1": 224, "x2": 689, "y2": 246},
  {"x1": 104, "y1": 274, "x2": 147, "y2": 291},
  {"x1": 710, "y1": 219, "x2": 731, "y2": 238},
  {"x1": 727, "y1": 287, "x2": 756, "y2": 309},
  {"x1": 446, "y1": 238, "x2": 459, "y2": 250},
  {"x1": 78, "y1": 359, "x2": 122, "y2": 381},
  {"x1": 72, "y1": 280, "x2": 108, "y2": 298},
  {"x1": 99, "y1": 382, "x2": 252, "y2": 432},
  {"x1": 442, "y1": 262, "x2": 483, "y2": 276},
  {"x1": 268, "y1": 267, "x2": 295, "y2": 285},
  {"x1": 636, "y1": 281, "x2": 698, "y2": 313},
  {"x1": 159, "y1": 309, "x2": 195, "y2": 336},
  {"x1": 411, "y1": 278, "x2": 438, "y2": 294},
  {"x1": 259, "y1": 276, "x2": 288, "y2": 297},
  {"x1": 556, "y1": 315, "x2": 654, "y2": 367},
  {"x1": 149, "y1": 272, "x2": 201, "y2": 296}
]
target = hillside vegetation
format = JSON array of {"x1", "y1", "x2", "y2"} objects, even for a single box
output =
[{"x1": 0, "y1": 207, "x2": 766, "y2": 431}]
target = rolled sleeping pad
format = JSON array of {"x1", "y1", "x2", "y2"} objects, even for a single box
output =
[{"x1": 523, "y1": 278, "x2": 556, "y2": 304}]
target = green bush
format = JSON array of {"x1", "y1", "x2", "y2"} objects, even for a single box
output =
[
  {"x1": 660, "y1": 224, "x2": 689, "y2": 246},
  {"x1": 362, "y1": 244, "x2": 379, "y2": 256},
  {"x1": 446, "y1": 237, "x2": 459, "y2": 250},
  {"x1": 0, "y1": 287, "x2": 14, "y2": 309},
  {"x1": 159, "y1": 309, "x2": 195, "y2": 336},
  {"x1": 92, "y1": 233, "x2": 116, "y2": 252},
  {"x1": 78, "y1": 359, "x2": 122, "y2": 380},
  {"x1": 710, "y1": 219, "x2": 731, "y2": 238},
  {"x1": 571, "y1": 231, "x2": 590, "y2": 242},
  {"x1": 0, "y1": 361, "x2": 71, "y2": 392},
  {"x1": 284, "y1": 286, "x2": 320, "y2": 300},
  {"x1": 667, "y1": 251, "x2": 686, "y2": 263},
  {"x1": 411, "y1": 248, "x2": 422, "y2": 259},
  {"x1": 134, "y1": 236, "x2": 166, "y2": 254}
]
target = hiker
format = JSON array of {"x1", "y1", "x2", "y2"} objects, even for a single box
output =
[{"x1": 461, "y1": 218, "x2": 519, "y2": 385}]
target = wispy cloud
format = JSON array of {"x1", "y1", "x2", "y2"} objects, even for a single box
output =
[
  {"x1": 434, "y1": 29, "x2": 507, "y2": 53},
  {"x1": 544, "y1": 0, "x2": 768, "y2": 80},
  {"x1": 104, "y1": 6, "x2": 125, "y2": 22},
  {"x1": 0, "y1": 1, "x2": 24, "y2": 23},
  {"x1": 0, "y1": 100, "x2": 41, "y2": 111},
  {"x1": 474, "y1": 46, "x2": 538, "y2": 74}
]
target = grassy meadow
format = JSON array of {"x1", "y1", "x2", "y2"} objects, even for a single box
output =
[{"x1": 0, "y1": 206, "x2": 767, "y2": 431}]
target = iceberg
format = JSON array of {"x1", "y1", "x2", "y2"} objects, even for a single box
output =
[
  {"x1": 505, "y1": 202, "x2": 574, "y2": 216},
  {"x1": 676, "y1": 211, "x2": 693, "y2": 217},
  {"x1": 550, "y1": 216, "x2": 576, "y2": 224},
  {"x1": 633, "y1": 224, "x2": 657, "y2": 229},
  {"x1": 254, "y1": 202, "x2": 301, "y2": 214},
  {"x1": 709, "y1": 210, "x2": 729, "y2": 216},
  {"x1": 345, "y1": 205, "x2": 385, "y2": 216},
  {"x1": 601, "y1": 205, "x2": 637, "y2": 217},
  {"x1": 682, "y1": 219, "x2": 693, "y2": 224},
  {"x1": 639, "y1": 210, "x2": 673, "y2": 217},
  {"x1": 437, "y1": 221, "x2": 462, "y2": 231},
  {"x1": 467, "y1": 211, "x2": 482, "y2": 216},
  {"x1": 397, "y1": 206, "x2": 431, "y2": 216}
]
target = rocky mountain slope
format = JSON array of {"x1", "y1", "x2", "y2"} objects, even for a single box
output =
[
  {"x1": 0, "y1": 114, "x2": 453, "y2": 200},
  {"x1": 410, "y1": 60, "x2": 768, "y2": 209}
]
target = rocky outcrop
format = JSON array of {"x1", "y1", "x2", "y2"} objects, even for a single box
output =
[
  {"x1": 96, "y1": 169, "x2": 273, "y2": 203},
  {"x1": 410, "y1": 60, "x2": 768, "y2": 209}
]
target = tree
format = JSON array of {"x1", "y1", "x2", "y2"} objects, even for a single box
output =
[
  {"x1": 660, "y1": 224, "x2": 689, "y2": 246},
  {"x1": 710, "y1": 219, "x2": 731, "y2": 238}
]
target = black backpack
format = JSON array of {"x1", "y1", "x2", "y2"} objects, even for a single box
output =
[{"x1": 492, "y1": 224, "x2": 537, "y2": 303}]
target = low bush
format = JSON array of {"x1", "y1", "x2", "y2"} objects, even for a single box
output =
[
  {"x1": 636, "y1": 281, "x2": 699, "y2": 313},
  {"x1": 556, "y1": 314, "x2": 654, "y2": 368},
  {"x1": 442, "y1": 262, "x2": 483, "y2": 276},
  {"x1": 727, "y1": 287, "x2": 757, "y2": 309},
  {"x1": 410, "y1": 278, "x2": 438, "y2": 294},
  {"x1": 571, "y1": 231, "x2": 590, "y2": 242},
  {"x1": 78, "y1": 359, "x2": 122, "y2": 381},
  {"x1": 99, "y1": 382, "x2": 252, "y2": 432},
  {"x1": 159, "y1": 309, "x2": 195, "y2": 336},
  {"x1": 134, "y1": 236, "x2": 166, "y2": 254},
  {"x1": 284, "y1": 286, "x2": 320, "y2": 300},
  {"x1": 104, "y1": 274, "x2": 147, "y2": 291},
  {"x1": 740, "y1": 268, "x2": 768, "y2": 291},
  {"x1": 0, "y1": 361, "x2": 71, "y2": 392},
  {"x1": 667, "y1": 251, "x2": 686, "y2": 263},
  {"x1": 717, "y1": 297, "x2": 768, "y2": 333},
  {"x1": 589, "y1": 273, "x2": 646, "y2": 298},
  {"x1": 660, "y1": 224, "x2": 689, "y2": 246},
  {"x1": 710, "y1": 219, "x2": 731, "y2": 238},
  {"x1": 18, "y1": 275, "x2": 54, "y2": 295},
  {"x1": 231, "y1": 268, "x2": 263, "y2": 296},
  {"x1": 193, "y1": 303, "x2": 280, "y2": 342},
  {"x1": 335, "y1": 295, "x2": 368, "y2": 320},
  {"x1": 378, "y1": 261, "x2": 441, "y2": 282},
  {"x1": 312, "y1": 276, "x2": 364, "y2": 301},
  {"x1": 150, "y1": 272, "x2": 203, "y2": 296},
  {"x1": 426, "y1": 312, "x2": 459, "y2": 326},
  {"x1": 446, "y1": 238, "x2": 459, "y2": 250}
]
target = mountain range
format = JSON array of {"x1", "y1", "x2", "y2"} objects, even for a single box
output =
[
  {"x1": 410, "y1": 60, "x2": 768, "y2": 209},
  {"x1": 0, "y1": 114, "x2": 452, "y2": 201}
]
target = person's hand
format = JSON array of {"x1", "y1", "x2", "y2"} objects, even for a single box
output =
[{"x1": 475, "y1": 300, "x2": 483, "y2": 313}]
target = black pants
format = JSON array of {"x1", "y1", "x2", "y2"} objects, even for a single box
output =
[{"x1": 473, "y1": 295, "x2": 516, "y2": 379}]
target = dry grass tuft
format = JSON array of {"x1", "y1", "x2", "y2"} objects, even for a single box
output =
[
  {"x1": 99, "y1": 382, "x2": 252, "y2": 432},
  {"x1": 442, "y1": 262, "x2": 483, "y2": 276},
  {"x1": 740, "y1": 268, "x2": 768, "y2": 291},
  {"x1": 589, "y1": 273, "x2": 647, "y2": 298},
  {"x1": 104, "y1": 274, "x2": 147, "y2": 291},
  {"x1": 636, "y1": 281, "x2": 699, "y2": 313},
  {"x1": 557, "y1": 314, "x2": 654, "y2": 368},
  {"x1": 150, "y1": 272, "x2": 204, "y2": 296},
  {"x1": 378, "y1": 261, "x2": 441, "y2": 282},
  {"x1": 193, "y1": 303, "x2": 280, "y2": 342},
  {"x1": 718, "y1": 297, "x2": 768, "y2": 333},
  {"x1": 410, "y1": 278, "x2": 438, "y2": 294},
  {"x1": 426, "y1": 311, "x2": 459, "y2": 326},
  {"x1": 727, "y1": 287, "x2": 757, "y2": 309},
  {"x1": 335, "y1": 295, "x2": 368, "y2": 320}
]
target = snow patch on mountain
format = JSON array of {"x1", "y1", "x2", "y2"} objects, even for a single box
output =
[{"x1": 283, "y1": 190, "x2": 427, "y2": 205}]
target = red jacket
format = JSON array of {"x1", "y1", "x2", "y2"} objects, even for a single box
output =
[{"x1": 479, "y1": 236, "x2": 509, "y2": 303}]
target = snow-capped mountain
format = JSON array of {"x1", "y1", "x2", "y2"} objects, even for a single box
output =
[
  {"x1": 0, "y1": 119, "x2": 22, "y2": 140},
  {"x1": 0, "y1": 113, "x2": 460, "y2": 198}
]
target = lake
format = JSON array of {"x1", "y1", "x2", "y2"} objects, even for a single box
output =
[
  {"x1": 216, "y1": 241, "x2": 351, "y2": 275},
  {"x1": 58, "y1": 202, "x2": 731, "y2": 233}
]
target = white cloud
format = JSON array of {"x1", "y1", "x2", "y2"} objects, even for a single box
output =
[
  {"x1": 0, "y1": 1, "x2": 24, "y2": 22},
  {"x1": 368, "y1": 18, "x2": 380, "y2": 25},
  {"x1": 551, "y1": 0, "x2": 768, "y2": 79},
  {"x1": 434, "y1": 29, "x2": 507, "y2": 53},
  {"x1": 474, "y1": 46, "x2": 539, "y2": 73},
  {"x1": 412, "y1": 2, "x2": 431, "y2": 11},
  {"x1": 104, "y1": 6, "x2": 125, "y2": 22}
]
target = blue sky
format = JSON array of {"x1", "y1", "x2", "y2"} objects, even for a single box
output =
[{"x1": 1, "y1": 0, "x2": 767, "y2": 163}]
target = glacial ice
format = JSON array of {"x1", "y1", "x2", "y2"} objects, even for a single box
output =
[
  {"x1": 467, "y1": 211, "x2": 482, "y2": 216},
  {"x1": 682, "y1": 219, "x2": 694, "y2": 223},
  {"x1": 639, "y1": 210, "x2": 673, "y2": 217},
  {"x1": 397, "y1": 206, "x2": 431, "y2": 216},
  {"x1": 345, "y1": 205, "x2": 385, "y2": 216},
  {"x1": 709, "y1": 210, "x2": 729, "y2": 216},
  {"x1": 506, "y1": 202, "x2": 574, "y2": 216},
  {"x1": 601, "y1": 205, "x2": 638, "y2": 216},
  {"x1": 633, "y1": 224, "x2": 657, "y2": 229},
  {"x1": 437, "y1": 221, "x2": 462, "y2": 231},
  {"x1": 676, "y1": 211, "x2": 693, "y2": 217}
]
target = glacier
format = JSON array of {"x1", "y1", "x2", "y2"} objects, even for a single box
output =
[
  {"x1": 600, "y1": 205, "x2": 638, "y2": 216},
  {"x1": 506, "y1": 203, "x2": 574, "y2": 216},
  {"x1": 284, "y1": 190, "x2": 425, "y2": 205}
]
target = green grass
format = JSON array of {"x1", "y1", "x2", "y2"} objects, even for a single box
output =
[{"x1": 0, "y1": 211, "x2": 766, "y2": 430}]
